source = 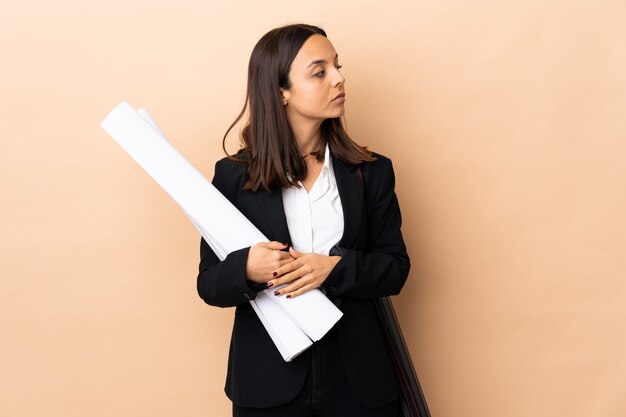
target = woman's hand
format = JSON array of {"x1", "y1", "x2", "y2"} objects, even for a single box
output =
[
  {"x1": 268, "y1": 247, "x2": 341, "y2": 298},
  {"x1": 246, "y1": 241, "x2": 294, "y2": 284}
]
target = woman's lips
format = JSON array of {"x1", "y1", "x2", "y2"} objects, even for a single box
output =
[{"x1": 332, "y1": 93, "x2": 346, "y2": 103}]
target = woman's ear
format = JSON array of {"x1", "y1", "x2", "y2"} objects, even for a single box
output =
[{"x1": 280, "y1": 88, "x2": 290, "y2": 105}]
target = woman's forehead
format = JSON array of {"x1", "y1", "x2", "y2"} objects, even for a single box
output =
[{"x1": 292, "y1": 35, "x2": 338, "y2": 69}]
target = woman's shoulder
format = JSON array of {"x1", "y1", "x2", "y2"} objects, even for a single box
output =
[
  {"x1": 212, "y1": 151, "x2": 250, "y2": 198},
  {"x1": 356, "y1": 150, "x2": 394, "y2": 176},
  {"x1": 348, "y1": 150, "x2": 397, "y2": 196},
  {"x1": 214, "y1": 150, "x2": 250, "y2": 175},
  {"x1": 369, "y1": 151, "x2": 392, "y2": 164}
]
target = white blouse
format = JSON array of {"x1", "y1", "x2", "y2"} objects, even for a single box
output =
[{"x1": 281, "y1": 143, "x2": 344, "y2": 255}]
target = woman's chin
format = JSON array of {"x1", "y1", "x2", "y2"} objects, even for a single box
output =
[{"x1": 327, "y1": 109, "x2": 345, "y2": 119}]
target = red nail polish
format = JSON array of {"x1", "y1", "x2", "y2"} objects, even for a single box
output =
[
  {"x1": 272, "y1": 272, "x2": 277, "y2": 277},
  {"x1": 286, "y1": 294, "x2": 291, "y2": 299},
  {"x1": 274, "y1": 290, "x2": 279, "y2": 296},
  {"x1": 267, "y1": 282, "x2": 273, "y2": 288}
]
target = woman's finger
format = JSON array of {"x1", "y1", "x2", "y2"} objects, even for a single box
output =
[
  {"x1": 274, "y1": 274, "x2": 312, "y2": 296},
  {"x1": 276, "y1": 257, "x2": 295, "y2": 268},
  {"x1": 270, "y1": 258, "x2": 304, "y2": 280},
  {"x1": 284, "y1": 282, "x2": 318, "y2": 298},
  {"x1": 262, "y1": 241, "x2": 289, "y2": 250},
  {"x1": 269, "y1": 264, "x2": 308, "y2": 289}
]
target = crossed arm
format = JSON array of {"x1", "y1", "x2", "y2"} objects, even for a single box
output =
[{"x1": 197, "y1": 157, "x2": 409, "y2": 307}]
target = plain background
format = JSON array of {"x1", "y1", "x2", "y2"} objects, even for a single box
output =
[{"x1": 2, "y1": 1, "x2": 626, "y2": 416}]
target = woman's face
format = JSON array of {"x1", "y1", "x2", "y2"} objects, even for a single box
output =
[{"x1": 280, "y1": 34, "x2": 346, "y2": 123}]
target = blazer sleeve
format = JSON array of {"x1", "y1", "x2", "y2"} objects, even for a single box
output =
[
  {"x1": 322, "y1": 157, "x2": 410, "y2": 299},
  {"x1": 196, "y1": 159, "x2": 266, "y2": 308}
]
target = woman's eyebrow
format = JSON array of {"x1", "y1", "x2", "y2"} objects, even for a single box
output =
[{"x1": 307, "y1": 54, "x2": 339, "y2": 68}]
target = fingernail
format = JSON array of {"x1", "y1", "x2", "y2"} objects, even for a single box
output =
[
  {"x1": 282, "y1": 242, "x2": 288, "y2": 246},
  {"x1": 267, "y1": 282, "x2": 273, "y2": 288},
  {"x1": 286, "y1": 294, "x2": 292, "y2": 299},
  {"x1": 272, "y1": 272, "x2": 277, "y2": 277},
  {"x1": 274, "y1": 290, "x2": 280, "y2": 296}
]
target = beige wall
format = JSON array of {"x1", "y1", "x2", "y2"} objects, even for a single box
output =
[{"x1": 2, "y1": 1, "x2": 626, "y2": 416}]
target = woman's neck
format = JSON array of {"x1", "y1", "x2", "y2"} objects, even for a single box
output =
[{"x1": 288, "y1": 115, "x2": 323, "y2": 155}]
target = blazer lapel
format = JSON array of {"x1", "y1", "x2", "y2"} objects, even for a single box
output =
[
  {"x1": 258, "y1": 187, "x2": 292, "y2": 245},
  {"x1": 332, "y1": 157, "x2": 364, "y2": 249},
  {"x1": 257, "y1": 156, "x2": 363, "y2": 250}
]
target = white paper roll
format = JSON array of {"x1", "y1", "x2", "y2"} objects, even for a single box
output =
[{"x1": 101, "y1": 101, "x2": 344, "y2": 360}]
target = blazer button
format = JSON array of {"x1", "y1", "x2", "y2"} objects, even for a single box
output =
[{"x1": 330, "y1": 286, "x2": 337, "y2": 294}]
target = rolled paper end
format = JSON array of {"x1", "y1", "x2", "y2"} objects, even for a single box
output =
[{"x1": 100, "y1": 100, "x2": 133, "y2": 132}]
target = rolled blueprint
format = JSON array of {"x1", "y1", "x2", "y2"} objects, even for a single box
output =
[
  {"x1": 137, "y1": 108, "x2": 314, "y2": 360},
  {"x1": 100, "y1": 101, "x2": 343, "y2": 360}
]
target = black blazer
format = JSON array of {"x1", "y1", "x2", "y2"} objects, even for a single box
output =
[{"x1": 196, "y1": 150, "x2": 410, "y2": 409}]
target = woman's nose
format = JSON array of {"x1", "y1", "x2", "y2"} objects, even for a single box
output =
[{"x1": 332, "y1": 68, "x2": 345, "y2": 86}]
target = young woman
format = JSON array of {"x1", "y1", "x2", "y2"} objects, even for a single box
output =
[{"x1": 197, "y1": 23, "x2": 410, "y2": 417}]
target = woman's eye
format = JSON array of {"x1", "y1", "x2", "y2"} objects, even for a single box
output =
[
  {"x1": 314, "y1": 65, "x2": 343, "y2": 78},
  {"x1": 313, "y1": 65, "x2": 343, "y2": 78}
]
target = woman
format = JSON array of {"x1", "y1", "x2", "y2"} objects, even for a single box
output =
[{"x1": 197, "y1": 23, "x2": 410, "y2": 417}]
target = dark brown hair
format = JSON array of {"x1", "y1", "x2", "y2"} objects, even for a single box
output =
[{"x1": 222, "y1": 23, "x2": 375, "y2": 192}]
